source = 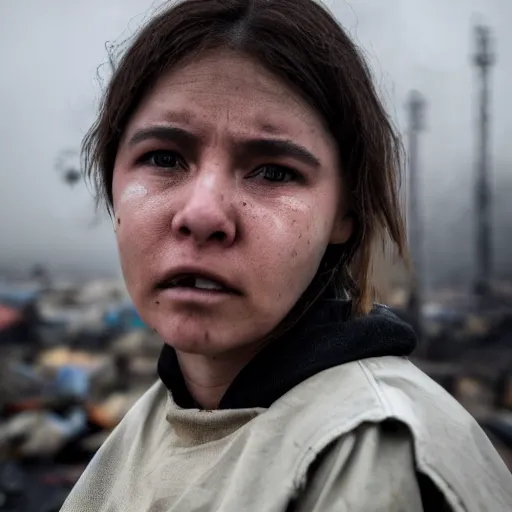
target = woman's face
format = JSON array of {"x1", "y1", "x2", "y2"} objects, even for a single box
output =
[{"x1": 112, "y1": 49, "x2": 352, "y2": 356}]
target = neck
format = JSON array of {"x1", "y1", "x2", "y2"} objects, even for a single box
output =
[{"x1": 176, "y1": 345, "x2": 264, "y2": 410}]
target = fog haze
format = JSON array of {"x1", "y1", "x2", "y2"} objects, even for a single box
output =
[{"x1": 1, "y1": 0, "x2": 510, "y2": 289}]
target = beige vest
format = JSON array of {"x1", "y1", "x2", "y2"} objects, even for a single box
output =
[{"x1": 61, "y1": 356, "x2": 512, "y2": 511}]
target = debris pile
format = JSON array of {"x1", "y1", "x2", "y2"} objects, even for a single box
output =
[{"x1": 0, "y1": 277, "x2": 160, "y2": 511}]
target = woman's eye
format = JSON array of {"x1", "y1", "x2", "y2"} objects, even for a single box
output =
[
  {"x1": 142, "y1": 150, "x2": 183, "y2": 169},
  {"x1": 251, "y1": 165, "x2": 298, "y2": 183}
]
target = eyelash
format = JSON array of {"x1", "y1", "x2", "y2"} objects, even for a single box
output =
[
  {"x1": 138, "y1": 150, "x2": 185, "y2": 170},
  {"x1": 138, "y1": 150, "x2": 302, "y2": 183},
  {"x1": 245, "y1": 165, "x2": 301, "y2": 183}
]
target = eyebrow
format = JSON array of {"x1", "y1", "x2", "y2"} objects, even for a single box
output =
[
  {"x1": 127, "y1": 125, "x2": 321, "y2": 169},
  {"x1": 239, "y1": 139, "x2": 321, "y2": 169},
  {"x1": 128, "y1": 126, "x2": 198, "y2": 150}
]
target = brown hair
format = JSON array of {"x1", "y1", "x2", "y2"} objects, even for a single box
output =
[{"x1": 83, "y1": 0, "x2": 408, "y2": 317}]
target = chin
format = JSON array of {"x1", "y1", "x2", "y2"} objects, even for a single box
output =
[
  {"x1": 152, "y1": 311, "x2": 274, "y2": 357},
  {"x1": 161, "y1": 327, "x2": 221, "y2": 355},
  {"x1": 155, "y1": 319, "x2": 239, "y2": 356}
]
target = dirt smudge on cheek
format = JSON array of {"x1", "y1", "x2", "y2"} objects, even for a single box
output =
[{"x1": 119, "y1": 183, "x2": 148, "y2": 205}]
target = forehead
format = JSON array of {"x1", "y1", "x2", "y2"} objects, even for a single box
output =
[{"x1": 125, "y1": 49, "x2": 334, "y2": 149}]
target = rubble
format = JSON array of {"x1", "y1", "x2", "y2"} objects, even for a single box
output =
[{"x1": 0, "y1": 277, "x2": 156, "y2": 511}]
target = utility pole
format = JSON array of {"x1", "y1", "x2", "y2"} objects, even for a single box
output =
[
  {"x1": 407, "y1": 90, "x2": 426, "y2": 354},
  {"x1": 473, "y1": 24, "x2": 495, "y2": 304}
]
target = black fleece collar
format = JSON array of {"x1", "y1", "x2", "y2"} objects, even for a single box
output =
[{"x1": 157, "y1": 299, "x2": 417, "y2": 409}]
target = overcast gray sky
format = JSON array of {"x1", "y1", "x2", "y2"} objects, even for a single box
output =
[{"x1": 0, "y1": 0, "x2": 510, "y2": 288}]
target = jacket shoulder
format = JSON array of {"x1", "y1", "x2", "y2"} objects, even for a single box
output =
[
  {"x1": 360, "y1": 357, "x2": 512, "y2": 511},
  {"x1": 279, "y1": 357, "x2": 512, "y2": 512}
]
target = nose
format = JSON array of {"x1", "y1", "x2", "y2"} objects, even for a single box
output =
[{"x1": 171, "y1": 175, "x2": 236, "y2": 248}]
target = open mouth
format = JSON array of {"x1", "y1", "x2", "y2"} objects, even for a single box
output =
[{"x1": 158, "y1": 274, "x2": 240, "y2": 295}]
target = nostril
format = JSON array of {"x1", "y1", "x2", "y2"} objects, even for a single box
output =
[
  {"x1": 179, "y1": 226, "x2": 192, "y2": 236},
  {"x1": 211, "y1": 231, "x2": 226, "y2": 242},
  {"x1": 177, "y1": 226, "x2": 226, "y2": 243}
]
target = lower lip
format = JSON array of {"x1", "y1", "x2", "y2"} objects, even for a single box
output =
[{"x1": 157, "y1": 287, "x2": 238, "y2": 304}]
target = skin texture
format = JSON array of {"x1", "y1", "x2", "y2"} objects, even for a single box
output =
[{"x1": 112, "y1": 49, "x2": 352, "y2": 408}]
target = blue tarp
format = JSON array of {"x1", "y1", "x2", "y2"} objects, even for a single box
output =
[{"x1": 103, "y1": 302, "x2": 145, "y2": 331}]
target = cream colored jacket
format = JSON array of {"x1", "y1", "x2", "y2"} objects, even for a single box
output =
[{"x1": 61, "y1": 356, "x2": 512, "y2": 511}]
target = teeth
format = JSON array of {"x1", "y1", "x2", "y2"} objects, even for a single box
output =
[
  {"x1": 194, "y1": 278, "x2": 223, "y2": 291},
  {"x1": 169, "y1": 275, "x2": 224, "y2": 291}
]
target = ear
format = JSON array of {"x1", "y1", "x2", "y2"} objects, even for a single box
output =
[{"x1": 329, "y1": 212, "x2": 353, "y2": 245}]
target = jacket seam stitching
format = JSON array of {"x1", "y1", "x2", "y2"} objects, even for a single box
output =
[{"x1": 357, "y1": 360, "x2": 393, "y2": 416}]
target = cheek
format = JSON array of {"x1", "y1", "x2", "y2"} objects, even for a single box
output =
[
  {"x1": 287, "y1": 214, "x2": 331, "y2": 276},
  {"x1": 113, "y1": 181, "x2": 168, "y2": 287},
  {"x1": 275, "y1": 197, "x2": 333, "y2": 259},
  {"x1": 250, "y1": 200, "x2": 333, "y2": 298},
  {"x1": 118, "y1": 183, "x2": 148, "y2": 204}
]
